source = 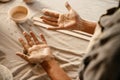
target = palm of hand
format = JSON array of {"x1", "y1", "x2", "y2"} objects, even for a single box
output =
[
  {"x1": 28, "y1": 44, "x2": 52, "y2": 63},
  {"x1": 58, "y1": 9, "x2": 80, "y2": 30},
  {"x1": 41, "y1": 2, "x2": 81, "y2": 30},
  {"x1": 16, "y1": 31, "x2": 52, "y2": 64}
]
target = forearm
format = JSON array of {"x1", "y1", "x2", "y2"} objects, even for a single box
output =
[
  {"x1": 78, "y1": 19, "x2": 97, "y2": 34},
  {"x1": 41, "y1": 58, "x2": 71, "y2": 80}
]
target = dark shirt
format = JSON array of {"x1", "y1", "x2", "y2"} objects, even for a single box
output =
[{"x1": 79, "y1": 3, "x2": 120, "y2": 80}]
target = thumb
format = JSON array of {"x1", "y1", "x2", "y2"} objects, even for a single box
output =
[
  {"x1": 65, "y1": 2, "x2": 72, "y2": 11},
  {"x1": 16, "y1": 52, "x2": 30, "y2": 63}
]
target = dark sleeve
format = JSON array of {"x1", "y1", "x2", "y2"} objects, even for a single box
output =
[{"x1": 79, "y1": 7, "x2": 120, "y2": 80}]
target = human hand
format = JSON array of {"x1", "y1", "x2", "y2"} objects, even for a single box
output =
[
  {"x1": 41, "y1": 2, "x2": 84, "y2": 30},
  {"x1": 16, "y1": 31, "x2": 53, "y2": 64}
]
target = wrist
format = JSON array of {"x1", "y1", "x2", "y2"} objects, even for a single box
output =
[
  {"x1": 77, "y1": 19, "x2": 97, "y2": 34},
  {"x1": 40, "y1": 58, "x2": 71, "y2": 80},
  {"x1": 43, "y1": 54, "x2": 54, "y2": 62},
  {"x1": 40, "y1": 58, "x2": 58, "y2": 75},
  {"x1": 76, "y1": 19, "x2": 85, "y2": 31}
]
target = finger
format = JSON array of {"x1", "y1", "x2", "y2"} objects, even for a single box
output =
[
  {"x1": 18, "y1": 38, "x2": 30, "y2": 51},
  {"x1": 42, "y1": 9, "x2": 59, "y2": 18},
  {"x1": 65, "y1": 2, "x2": 72, "y2": 11},
  {"x1": 42, "y1": 19, "x2": 58, "y2": 26},
  {"x1": 40, "y1": 34, "x2": 47, "y2": 44},
  {"x1": 58, "y1": 14, "x2": 64, "y2": 24},
  {"x1": 30, "y1": 31, "x2": 40, "y2": 45},
  {"x1": 40, "y1": 16, "x2": 58, "y2": 22},
  {"x1": 23, "y1": 32, "x2": 34, "y2": 46},
  {"x1": 16, "y1": 52, "x2": 30, "y2": 63}
]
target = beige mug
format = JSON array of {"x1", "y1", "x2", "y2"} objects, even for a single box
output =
[{"x1": 9, "y1": 5, "x2": 28, "y2": 23}]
